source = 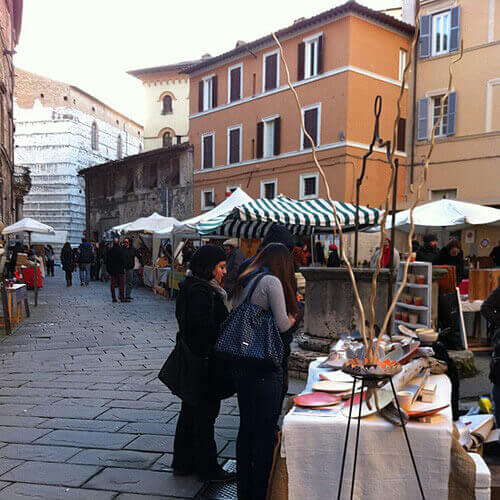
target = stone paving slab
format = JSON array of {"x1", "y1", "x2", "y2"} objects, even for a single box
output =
[
  {"x1": 35, "y1": 430, "x2": 137, "y2": 449},
  {"x1": 85, "y1": 467, "x2": 203, "y2": 497},
  {"x1": 68, "y1": 449, "x2": 161, "y2": 469},
  {"x1": 0, "y1": 461, "x2": 101, "y2": 487},
  {"x1": 24, "y1": 404, "x2": 108, "y2": 419},
  {"x1": 37, "y1": 417, "x2": 126, "y2": 432},
  {"x1": 0, "y1": 483, "x2": 117, "y2": 499},
  {"x1": 96, "y1": 408, "x2": 178, "y2": 423},
  {"x1": 0, "y1": 443, "x2": 81, "y2": 462},
  {"x1": 0, "y1": 426, "x2": 51, "y2": 443},
  {"x1": 0, "y1": 459, "x2": 24, "y2": 476},
  {"x1": 115, "y1": 494, "x2": 180, "y2": 500}
]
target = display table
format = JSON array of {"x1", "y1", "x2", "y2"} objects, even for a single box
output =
[
  {"x1": 282, "y1": 358, "x2": 453, "y2": 500},
  {"x1": 0, "y1": 284, "x2": 28, "y2": 329}
]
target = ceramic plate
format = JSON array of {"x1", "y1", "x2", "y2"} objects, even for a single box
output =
[
  {"x1": 312, "y1": 380, "x2": 354, "y2": 393},
  {"x1": 341, "y1": 385, "x2": 394, "y2": 418},
  {"x1": 319, "y1": 371, "x2": 355, "y2": 383},
  {"x1": 407, "y1": 404, "x2": 449, "y2": 419},
  {"x1": 294, "y1": 392, "x2": 341, "y2": 408}
]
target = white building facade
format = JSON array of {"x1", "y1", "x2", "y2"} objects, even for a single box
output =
[{"x1": 14, "y1": 69, "x2": 143, "y2": 246}]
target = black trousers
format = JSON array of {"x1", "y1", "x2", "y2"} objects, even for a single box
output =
[
  {"x1": 46, "y1": 260, "x2": 55, "y2": 276},
  {"x1": 172, "y1": 399, "x2": 221, "y2": 475},
  {"x1": 233, "y1": 367, "x2": 283, "y2": 500},
  {"x1": 65, "y1": 270, "x2": 72, "y2": 285}
]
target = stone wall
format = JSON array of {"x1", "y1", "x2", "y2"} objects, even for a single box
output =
[{"x1": 82, "y1": 144, "x2": 194, "y2": 240}]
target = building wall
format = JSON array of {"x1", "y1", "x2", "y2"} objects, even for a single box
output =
[
  {"x1": 0, "y1": 0, "x2": 22, "y2": 225},
  {"x1": 139, "y1": 73, "x2": 190, "y2": 151},
  {"x1": 14, "y1": 69, "x2": 143, "y2": 246},
  {"x1": 82, "y1": 145, "x2": 194, "y2": 240},
  {"x1": 189, "y1": 12, "x2": 410, "y2": 213},
  {"x1": 410, "y1": 0, "x2": 500, "y2": 255}
]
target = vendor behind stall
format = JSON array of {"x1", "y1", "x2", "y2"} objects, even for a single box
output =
[
  {"x1": 416, "y1": 233, "x2": 439, "y2": 263},
  {"x1": 435, "y1": 239, "x2": 466, "y2": 282},
  {"x1": 223, "y1": 238, "x2": 245, "y2": 299}
]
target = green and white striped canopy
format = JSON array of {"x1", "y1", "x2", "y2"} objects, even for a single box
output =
[{"x1": 197, "y1": 196, "x2": 381, "y2": 238}]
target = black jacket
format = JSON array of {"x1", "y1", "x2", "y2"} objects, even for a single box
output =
[
  {"x1": 434, "y1": 247, "x2": 466, "y2": 281},
  {"x1": 106, "y1": 244, "x2": 125, "y2": 275},
  {"x1": 327, "y1": 249, "x2": 341, "y2": 267},
  {"x1": 176, "y1": 276, "x2": 228, "y2": 356},
  {"x1": 78, "y1": 242, "x2": 94, "y2": 264},
  {"x1": 60, "y1": 247, "x2": 75, "y2": 272},
  {"x1": 482, "y1": 285, "x2": 500, "y2": 331},
  {"x1": 416, "y1": 243, "x2": 439, "y2": 263},
  {"x1": 122, "y1": 246, "x2": 142, "y2": 271}
]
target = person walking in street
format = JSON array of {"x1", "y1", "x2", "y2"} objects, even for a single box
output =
[
  {"x1": 416, "y1": 233, "x2": 439, "y2": 263},
  {"x1": 60, "y1": 242, "x2": 75, "y2": 287},
  {"x1": 106, "y1": 238, "x2": 127, "y2": 303},
  {"x1": 44, "y1": 245, "x2": 55, "y2": 277},
  {"x1": 223, "y1": 238, "x2": 245, "y2": 300},
  {"x1": 77, "y1": 238, "x2": 94, "y2": 286},
  {"x1": 90, "y1": 242, "x2": 99, "y2": 281},
  {"x1": 122, "y1": 238, "x2": 143, "y2": 300},
  {"x1": 172, "y1": 245, "x2": 235, "y2": 483},
  {"x1": 231, "y1": 243, "x2": 298, "y2": 500}
]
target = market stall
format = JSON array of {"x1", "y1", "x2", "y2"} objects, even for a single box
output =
[
  {"x1": 197, "y1": 195, "x2": 381, "y2": 237},
  {"x1": 2, "y1": 218, "x2": 55, "y2": 308}
]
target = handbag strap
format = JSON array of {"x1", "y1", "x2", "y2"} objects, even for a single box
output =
[{"x1": 244, "y1": 272, "x2": 269, "y2": 304}]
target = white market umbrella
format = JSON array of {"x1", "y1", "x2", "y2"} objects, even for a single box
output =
[
  {"x1": 2, "y1": 217, "x2": 55, "y2": 237},
  {"x1": 124, "y1": 213, "x2": 179, "y2": 234},
  {"x1": 110, "y1": 221, "x2": 133, "y2": 234},
  {"x1": 372, "y1": 199, "x2": 500, "y2": 233},
  {"x1": 157, "y1": 187, "x2": 254, "y2": 239}
]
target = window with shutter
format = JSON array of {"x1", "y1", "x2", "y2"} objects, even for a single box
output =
[
  {"x1": 198, "y1": 81, "x2": 204, "y2": 112},
  {"x1": 256, "y1": 122, "x2": 264, "y2": 159},
  {"x1": 202, "y1": 133, "x2": 214, "y2": 169},
  {"x1": 228, "y1": 126, "x2": 241, "y2": 164},
  {"x1": 202, "y1": 76, "x2": 216, "y2": 111},
  {"x1": 212, "y1": 75, "x2": 218, "y2": 108},
  {"x1": 201, "y1": 189, "x2": 215, "y2": 210},
  {"x1": 263, "y1": 51, "x2": 279, "y2": 91},
  {"x1": 432, "y1": 11, "x2": 451, "y2": 55},
  {"x1": 260, "y1": 117, "x2": 278, "y2": 158},
  {"x1": 399, "y1": 50, "x2": 407, "y2": 81},
  {"x1": 228, "y1": 65, "x2": 242, "y2": 103},
  {"x1": 261, "y1": 180, "x2": 277, "y2": 199},
  {"x1": 397, "y1": 118, "x2": 406, "y2": 151},
  {"x1": 302, "y1": 106, "x2": 320, "y2": 149},
  {"x1": 419, "y1": 15, "x2": 431, "y2": 58},
  {"x1": 300, "y1": 173, "x2": 319, "y2": 200},
  {"x1": 417, "y1": 98, "x2": 429, "y2": 141},
  {"x1": 432, "y1": 95, "x2": 449, "y2": 136},
  {"x1": 449, "y1": 7, "x2": 460, "y2": 52},
  {"x1": 273, "y1": 117, "x2": 281, "y2": 156},
  {"x1": 297, "y1": 43, "x2": 305, "y2": 81},
  {"x1": 303, "y1": 34, "x2": 323, "y2": 79},
  {"x1": 446, "y1": 92, "x2": 457, "y2": 136}
]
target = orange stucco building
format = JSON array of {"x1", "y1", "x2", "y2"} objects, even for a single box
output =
[{"x1": 186, "y1": 1, "x2": 413, "y2": 214}]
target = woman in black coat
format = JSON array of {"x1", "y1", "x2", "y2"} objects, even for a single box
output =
[
  {"x1": 435, "y1": 239, "x2": 466, "y2": 282},
  {"x1": 171, "y1": 245, "x2": 234, "y2": 483},
  {"x1": 60, "y1": 242, "x2": 75, "y2": 287}
]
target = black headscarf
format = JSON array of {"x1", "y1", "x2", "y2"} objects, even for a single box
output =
[{"x1": 189, "y1": 244, "x2": 226, "y2": 281}]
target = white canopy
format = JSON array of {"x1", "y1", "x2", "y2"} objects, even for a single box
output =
[
  {"x1": 375, "y1": 199, "x2": 500, "y2": 232},
  {"x1": 156, "y1": 188, "x2": 254, "y2": 239},
  {"x1": 2, "y1": 218, "x2": 55, "y2": 235},
  {"x1": 111, "y1": 221, "x2": 133, "y2": 234},
  {"x1": 124, "y1": 213, "x2": 179, "y2": 234}
]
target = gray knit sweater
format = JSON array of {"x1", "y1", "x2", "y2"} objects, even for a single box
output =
[{"x1": 232, "y1": 275, "x2": 292, "y2": 332}]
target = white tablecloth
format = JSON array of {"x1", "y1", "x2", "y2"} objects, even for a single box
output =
[{"x1": 282, "y1": 358, "x2": 453, "y2": 500}]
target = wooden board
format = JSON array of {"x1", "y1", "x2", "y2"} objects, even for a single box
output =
[{"x1": 469, "y1": 268, "x2": 500, "y2": 301}]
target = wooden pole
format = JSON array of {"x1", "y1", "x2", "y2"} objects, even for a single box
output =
[{"x1": 0, "y1": 278, "x2": 11, "y2": 335}]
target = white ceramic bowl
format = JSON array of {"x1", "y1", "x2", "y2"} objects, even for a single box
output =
[{"x1": 417, "y1": 330, "x2": 438, "y2": 343}]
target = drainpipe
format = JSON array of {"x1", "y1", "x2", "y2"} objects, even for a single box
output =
[{"x1": 410, "y1": 5, "x2": 419, "y2": 185}]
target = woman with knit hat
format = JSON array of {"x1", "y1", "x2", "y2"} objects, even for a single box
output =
[{"x1": 171, "y1": 244, "x2": 234, "y2": 483}]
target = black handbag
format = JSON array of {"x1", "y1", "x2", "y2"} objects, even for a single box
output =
[
  {"x1": 158, "y1": 333, "x2": 209, "y2": 406},
  {"x1": 215, "y1": 273, "x2": 284, "y2": 369}
]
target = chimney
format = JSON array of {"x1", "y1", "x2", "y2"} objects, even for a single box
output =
[
  {"x1": 293, "y1": 17, "x2": 305, "y2": 24},
  {"x1": 201, "y1": 53, "x2": 212, "y2": 60},
  {"x1": 235, "y1": 40, "x2": 246, "y2": 48}
]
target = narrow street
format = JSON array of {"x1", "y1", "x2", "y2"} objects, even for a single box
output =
[{"x1": 0, "y1": 271, "x2": 238, "y2": 499}]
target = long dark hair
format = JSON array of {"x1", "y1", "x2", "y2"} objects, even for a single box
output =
[
  {"x1": 62, "y1": 242, "x2": 72, "y2": 252},
  {"x1": 235, "y1": 243, "x2": 298, "y2": 315}
]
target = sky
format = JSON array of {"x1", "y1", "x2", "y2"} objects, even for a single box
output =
[{"x1": 14, "y1": 0, "x2": 399, "y2": 125}]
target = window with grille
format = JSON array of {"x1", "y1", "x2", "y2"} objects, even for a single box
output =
[
  {"x1": 162, "y1": 95, "x2": 173, "y2": 114},
  {"x1": 261, "y1": 180, "x2": 277, "y2": 200},
  {"x1": 300, "y1": 174, "x2": 318, "y2": 200},
  {"x1": 163, "y1": 131, "x2": 173, "y2": 148},
  {"x1": 201, "y1": 189, "x2": 215, "y2": 210},
  {"x1": 91, "y1": 121, "x2": 99, "y2": 150},
  {"x1": 117, "y1": 135, "x2": 123, "y2": 159}
]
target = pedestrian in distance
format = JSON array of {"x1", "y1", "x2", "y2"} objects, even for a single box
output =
[
  {"x1": 44, "y1": 244, "x2": 55, "y2": 277},
  {"x1": 327, "y1": 243, "x2": 341, "y2": 267},
  {"x1": 231, "y1": 243, "x2": 299, "y2": 500},
  {"x1": 121, "y1": 237, "x2": 143, "y2": 300},
  {"x1": 60, "y1": 242, "x2": 75, "y2": 287},
  {"x1": 171, "y1": 244, "x2": 235, "y2": 483},
  {"x1": 222, "y1": 238, "x2": 245, "y2": 300},
  {"x1": 106, "y1": 238, "x2": 127, "y2": 303},
  {"x1": 77, "y1": 238, "x2": 94, "y2": 286}
]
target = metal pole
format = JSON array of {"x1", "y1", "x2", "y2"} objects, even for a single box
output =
[
  {"x1": 0, "y1": 278, "x2": 12, "y2": 335},
  {"x1": 354, "y1": 185, "x2": 360, "y2": 268},
  {"x1": 387, "y1": 160, "x2": 399, "y2": 317}
]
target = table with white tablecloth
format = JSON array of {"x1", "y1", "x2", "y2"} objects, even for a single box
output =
[{"x1": 282, "y1": 358, "x2": 453, "y2": 500}]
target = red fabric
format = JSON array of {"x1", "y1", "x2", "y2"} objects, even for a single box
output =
[
  {"x1": 380, "y1": 238, "x2": 391, "y2": 268},
  {"x1": 21, "y1": 267, "x2": 42, "y2": 289},
  {"x1": 459, "y1": 279, "x2": 469, "y2": 295}
]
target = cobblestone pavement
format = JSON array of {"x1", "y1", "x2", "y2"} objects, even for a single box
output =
[{"x1": 0, "y1": 270, "x2": 239, "y2": 499}]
